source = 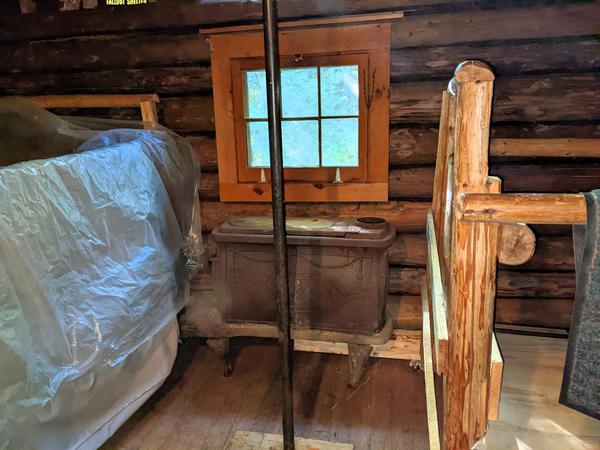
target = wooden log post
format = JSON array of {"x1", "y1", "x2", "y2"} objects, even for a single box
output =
[
  {"x1": 497, "y1": 223, "x2": 536, "y2": 266},
  {"x1": 444, "y1": 61, "x2": 498, "y2": 449},
  {"x1": 140, "y1": 99, "x2": 159, "y2": 130}
]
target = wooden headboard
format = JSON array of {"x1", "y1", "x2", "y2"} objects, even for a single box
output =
[{"x1": 29, "y1": 94, "x2": 160, "y2": 130}]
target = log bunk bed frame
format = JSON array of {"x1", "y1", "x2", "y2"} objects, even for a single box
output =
[
  {"x1": 423, "y1": 60, "x2": 596, "y2": 450},
  {"x1": 29, "y1": 93, "x2": 160, "y2": 129}
]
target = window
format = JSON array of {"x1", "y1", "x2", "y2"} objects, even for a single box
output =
[{"x1": 208, "y1": 23, "x2": 390, "y2": 202}]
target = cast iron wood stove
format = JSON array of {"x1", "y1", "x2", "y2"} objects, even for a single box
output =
[{"x1": 195, "y1": 215, "x2": 395, "y2": 386}]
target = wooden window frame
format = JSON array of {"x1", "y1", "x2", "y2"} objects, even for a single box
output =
[
  {"x1": 232, "y1": 54, "x2": 368, "y2": 183},
  {"x1": 208, "y1": 23, "x2": 390, "y2": 202}
]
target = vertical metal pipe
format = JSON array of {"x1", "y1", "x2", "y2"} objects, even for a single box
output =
[{"x1": 262, "y1": 0, "x2": 295, "y2": 448}]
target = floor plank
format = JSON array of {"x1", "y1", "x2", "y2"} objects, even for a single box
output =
[
  {"x1": 226, "y1": 431, "x2": 353, "y2": 449},
  {"x1": 478, "y1": 333, "x2": 600, "y2": 450},
  {"x1": 102, "y1": 338, "x2": 429, "y2": 450}
]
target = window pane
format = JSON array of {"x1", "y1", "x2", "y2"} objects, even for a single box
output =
[
  {"x1": 247, "y1": 121, "x2": 269, "y2": 167},
  {"x1": 282, "y1": 120, "x2": 319, "y2": 167},
  {"x1": 321, "y1": 118, "x2": 359, "y2": 167},
  {"x1": 244, "y1": 70, "x2": 267, "y2": 119},
  {"x1": 281, "y1": 67, "x2": 318, "y2": 118},
  {"x1": 247, "y1": 120, "x2": 320, "y2": 168},
  {"x1": 320, "y1": 65, "x2": 359, "y2": 117}
]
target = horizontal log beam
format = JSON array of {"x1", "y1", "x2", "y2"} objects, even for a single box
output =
[
  {"x1": 163, "y1": 97, "x2": 215, "y2": 132},
  {"x1": 0, "y1": 34, "x2": 210, "y2": 74},
  {"x1": 187, "y1": 125, "x2": 600, "y2": 169},
  {"x1": 391, "y1": 37, "x2": 600, "y2": 80},
  {"x1": 457, "y1": 193, "x2": 587, "y2": 225},
  {"x1": 491, "y1": 138, "x2": 600, "y2": 158},
  {"x1": 2, "y1": 2, "x2": 597, "y2": 48},
  {"x1": 390, "y1": 74, "x2": 600, "y2": 124},
  {"x1": 390, "y1": 3, "x2": 600, "y2": 48},
  {"x1": 386, "y1": 233, "x2": 574, "y2": 271},
  {"x1": 389, "y1": 267, "x2": 575, "y2": 299},
  {"x1": 494, "y1": 297, "x2": 573, "y2": 329},
  {"x1": 30, "y1": 93, "x2": 158, "y2": 108},
  {"x1": 3, "y1": 34, "x2": 599, "y2": 81},
  {"x1": 0, "y1": 0, "x2": 464, "y2": 42},
  {"x1": 389, "y1": 125, "x2": 600, "y2": 166},
  {"x1": 0, "y1": 66, "x2": 213, "y2": 96},
  {"x1": 387, "y1": 295, "x2": 421, "y2": 330}
]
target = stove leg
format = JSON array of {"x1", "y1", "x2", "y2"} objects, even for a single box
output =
[
  {"x1": 347, "y1": 343, "x2": 372, "y2": 388},
  {"x1": 207, "y1": 338, "x2": 233, "y2": 377}
]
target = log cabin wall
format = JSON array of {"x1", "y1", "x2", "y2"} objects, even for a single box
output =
[{"x1": 1, "y1": 0, "x2": 599, "y2": 331}]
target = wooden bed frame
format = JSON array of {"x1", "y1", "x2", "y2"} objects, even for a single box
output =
[
  {"x1": 422, "y1": 60, "x2": 597, "y2": 450},
  {"x1": 29, "y1": 94, "x2": 160, "y2": 130}
]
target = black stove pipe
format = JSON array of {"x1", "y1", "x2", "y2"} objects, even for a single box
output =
[{"x1": 262, "y1": 0, "x2": 295, "y2": 448}]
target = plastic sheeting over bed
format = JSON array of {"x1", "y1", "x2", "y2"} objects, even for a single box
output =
[{"x1": 0, "y1": 98, "x2": 203, "y2": 446}]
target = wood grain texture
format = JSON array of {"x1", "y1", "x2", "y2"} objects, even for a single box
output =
[
  {"x1": 390, "y1": 124, "x2": 600, "y2": 166},
  {"x1": 0, "y1": 0, "x2": 466, "y2": 42},
  {"x1": 6, "y1": 35, "x2": 599, "y2": 81},
  {"x1": 389, "y1": 267, "x2": 576, "y2": 300},
  {"x1": 444, "y1": 62, "x2": 496, "y2": 448},
  {"x1": 488, "y1": 334, "x2": 503, "y2": 421},
  {"x1": 390, "y1": 2, "x2": 600, "y2": 48},
  {"x1": 386, "y1": 233, "x2": 575, "y2": 272},
  {"x1": 0, "y1": 66, "x2": 213, "y2": 96},
  {"x1": 484, "y1": 333, "x2": 600, "y2": 449},
  {"x1": 457, "y1": 193, "x2": 587, "y2": 224},
  {"x1": 421, "y1": 282, "x2": 442, "y2": 450},
  {"x1": 30, "y1": 93, "x2": 158, "y2": 108},
  {"x1": 5, "y1": 1, "x2": 595, "y2": 46},
  {"x1": 295, "y1": 330, "x2": 421, "y2": 362},
  {"x1": 392, "y1": 295, "x2": 575, "y2": 330},
  {"x1": 494, "y1": 298, "x2": 573, "y2": 329},
  {"x1": 102, "y1": 339, "x2": 430, "y2": 450},
  {"x1": 391, "y1": 37, "x2": 600, "y2": 80},
  {"x1": 390, "y1": 74, "x2": 600, "y2": 123},
  {"x1": 426, "y1": 211, "x2": 449, "y2": 375},
  {"x1": 226, "y1": 431, "x2": 353, "y2": 450},
  {"x1": 0, "y1": 34, "x2": 210, "y2": 73},
  {"x1": 491, "y1": 138, "x2": 600, "y2": 158},
  {"x1": 497, "y1": 224, "x2": 536, "y2": 266}
]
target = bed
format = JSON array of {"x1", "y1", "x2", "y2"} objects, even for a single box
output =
[{"x1": 0, "y1": 95, "x2": 202, "y2": 449}]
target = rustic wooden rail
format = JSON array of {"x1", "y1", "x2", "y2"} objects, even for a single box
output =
[
  {"x1": 457, "y1": 193, "x2": 587, "y2": 224},
  {"x1": 423, "y1": 60, "x2": 593, "y2": 450},
  {"x1": 29, "y1": 94, "x2": 160, "y2": 130}
]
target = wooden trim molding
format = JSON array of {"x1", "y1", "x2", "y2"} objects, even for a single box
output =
[
  {"x1": 208, "y1": 23, "x2": 390, "y2": 202},
  {"x1": 219, "y1": 182, "x2": 387, "y2": 202}
]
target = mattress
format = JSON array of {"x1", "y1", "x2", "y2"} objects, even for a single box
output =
[
  {"x1": 6, "y1": 319, "x2": 179, "y2": 450},
  {"x1": 0, "y1": 100, "x2": 202, "y2": 448}
]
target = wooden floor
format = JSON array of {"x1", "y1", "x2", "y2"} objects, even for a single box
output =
[
  {"x1": 102, "y1": 338, "x2": 429, "y2": 450},
  {"x1": 480, "y1": 333, "x2": 600, "y2": 450}
]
